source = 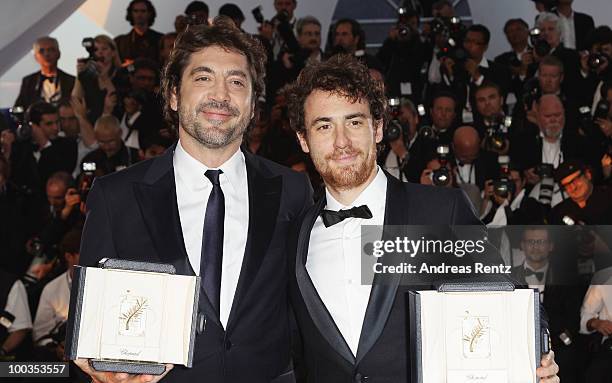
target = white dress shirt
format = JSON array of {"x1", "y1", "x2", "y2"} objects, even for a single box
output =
[
  {"x1": 455, "y1": 161, "x2": 476, "y2": 186},
  {"x1": 541, "y1": 134, "x2": 563, "y2": 168},
  {"x1": 4, "y1": 280, "x2": 32, "y2": 332},
  {"x1": 33, "y1": 271, "x2": 71, "y2": 345},
  {"x1": 558, "y1": 11, "x2": 576, "y2": 50},
  {"x1": 580, "y1": 268, "x2": 612, "y2": 340},
  {"x1": 306, "y1": 168, "x2": 387, "y2": 356},
  {"x1": 173, "y1": 141, "x2": 249, "y2": 328},
  {"x1": 428, "y1": 48, "x2": 442, "y2": 84}
]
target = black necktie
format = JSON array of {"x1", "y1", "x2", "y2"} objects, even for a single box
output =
[
  {"x1": 201, "y1": 169, "x2": 224, "y2": 317},
  {"x1": 321, "y1": 205, "x2": 372, "y2": 227},
  {"x1": 524, "y1": 268, "x2": 544, "y2": 281}
]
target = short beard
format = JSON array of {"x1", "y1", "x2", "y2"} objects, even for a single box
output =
[
  {"x1": 543, "y1": 124, "x2": 562, "y2": 140},
  {"x1": 179, "y1": 99, "x2": 250, "y2": 149},
  {"x1": 313, "y1": 143, "x2": 377, "y2": 191}
]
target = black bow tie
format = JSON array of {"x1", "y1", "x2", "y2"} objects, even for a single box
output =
[
  {"x1": 524, "y1": 268, "x2": 544, "y2": 281},
  {"x1": 321, "y1": 205, "x2": 372, "y2": 227},
  {"x1": 40, "y1": 74, "x2": 56, "y2": 83}
]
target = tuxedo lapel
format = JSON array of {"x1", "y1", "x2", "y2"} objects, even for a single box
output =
[
  {"x1": 355, "y1": 173, "x2": 406, "y2": 364},
  {"x1": 226, "y1": 152, "x2": 282, "y2": 332},
  {"x1": 132, "y1": 146, "x2": 221, "y2": 328},
  {"x1": 295, "y1": 196, "x2": 356, "y2": 365}
]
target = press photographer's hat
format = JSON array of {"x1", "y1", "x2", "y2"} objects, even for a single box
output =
[{"x1": 554, "y1": 159, "x2": 587, "y2": 183}]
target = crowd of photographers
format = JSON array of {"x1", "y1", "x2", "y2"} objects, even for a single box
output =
[{"x1": 0, "y1": 0, "x2": 611, "y2": 381}]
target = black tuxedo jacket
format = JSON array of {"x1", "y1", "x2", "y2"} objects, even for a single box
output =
[
  {"x1": 555, "y1": 11, "x2": 595, "y2": 52},
  {"x1": 510, "y1": 128, "x2": 591, "y2": 172},
  {"x1": 77, "y1": 146, "x2": 312, "y2": 382},
  {"x1": 511, "y1": 264, "x2": 583, "y2": 348},
  {"x1": 14, "y1": 69, "x2": 75, "y2": 109},
  {"x1": 448, "y1": 59, "x2": 512, "y2": 112},
  {"x1": 289, "y1": 175, "x2": 519, "y2": 383}
]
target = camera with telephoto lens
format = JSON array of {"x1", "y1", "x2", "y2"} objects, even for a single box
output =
[
  {"x1": 8, "y1": 106, "x2": 30, "y2": 141},
  {"x1": 529, "y1": 28, "x2": 552, "y2": 57},
  {"x1": 252, "y1": 5, "x2": 265, "y2": 24},
  {"x1": 383, "y1": 98, "x2": 410, "y2": 154},
  {"x1": 522, "y1": 78, "x2": 542, "y2": 109},
  {"x1": 416, "y1": 103, "x2": 436, "y2": 140},
  {"x1": 396, "y1": 7, "x2": 416, "y2": 39},
  {"x1": 485, "y1": 115, "x2": 511, "y2": 152},
  {"x1": 537, "y1": 0, "x2": 559, "y2": 12},
  {"x1": 78, "y1": 37, "x2": 98, "y2": 77},
  {"x1": 585, "y1": 51, "x2": 608, "y2": 72},
  {"x1": 22, "y1": 239, "x2": 59, "y2": 288},
  {"x1": 384, "y1": 98, "x2": 402, "y2": 141},
  {"x1": 536, "y1": 163, "x2": 554, "y2": 179},
  {"x1": 432, "y1": 17, "x2": 468, "y2": 64},
  {"x1": 562, "y1": 215, "x2": 596, "y2": 248},
  {"x1": 578, "y1": 100, "x2": 610, "y2": 137},
  {"x1": 80, "y1": 162, "x2": 96, "y2": 202},
  {"x1": 431, "y1": 145, "x2": 451, "y2": 186},
  {"x1": 536, "y1": 163, "x2": 555, "y2": 205},
  {"x1": 493, "y1": 155, "x2": 515, "y2": 199}
]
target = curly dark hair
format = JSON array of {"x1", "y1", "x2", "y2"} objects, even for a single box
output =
[
  {"x1": 126, "y1": 0, "x2": 156, "y2": 27},
  {"x1": 160, "y1": 16, "x2": 267, "y2": 131},
  {"x1": 282, "y1": 54, "x2": 386, "y2": 135}
]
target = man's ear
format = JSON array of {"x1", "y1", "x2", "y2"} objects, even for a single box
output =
[
  {"x1": 374, "y1": 119, "x2": 383, "y2": 144},
  {"x1": 170, "y1": 86, "x2": 178, "y2": 112},
  {"x1": 296, "y1": 131, "x2": 310, "y2": 153}
]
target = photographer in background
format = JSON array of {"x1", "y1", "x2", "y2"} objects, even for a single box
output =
[
  {"x1": 328, "y1": 18, "x2": 383, "y2": 70},
  {"x1": 512, "y1": 226, "x2": 585, "y2": 383},
  {"x1": 580, "y1": 268, "x2": 612, "y2": 383},
  {"x1": 473, "y1": 81, "x2": 511, "y2": 155},
  {"x1": 379, "y1": 98, "x2": 420, "y2": 181},
  {"x1": 555, "y1": 0, "x2": 595, "y2": 51},
  {"x1": 376, "y1": 7, "x2": 427, "y2": 103},
  {"x1": 272, "y1": 16, "x2": 323, "y2": 95},
  {"x1": 419, "y1": 146, "x2": 457, "y2": 188},
  {"x1": 578, "y1": 26, "x2": 612, "y2": 108},
  {"x1": 533, "y1": 12, "x2": 582, "y2": 92},
  {"x1": 80, "y1": 115, "x2": 139, "y2": 177},
  {"x1": 514, "y1": 95, "x2": 587, "y2": 221},
  {"x1": 495, "y1": 19, "x2": 536, "y2": 105},
  {"x1": 57, "y1": 100, "x2": 98, "y2": 178},
  {"x1": 114, "y1": 0, "x2": 164, "y2": 65},
  {"x1": 441, "y1": 24, "x2": 511, "y2": 122},
  {"x1": 32, "y1": 229, "x2": 81, "y2": 361},
  {"x1": 481, "y1": 161, "x2": 529, "y2": 225},
  {"x1": 0, "y1": 269, "x2": 32, "y2": 361},
  {"x1": 14, "y1": 37, "x2": 75, "y2": 110},
  {"x1": 550, "y1": 159, "x2": 612, "y2": 225},
  {"x1": 71, "y1": 35, "x2": 129, "y2": 126},
  {"x1": 9, "y1": 102, "x2": 77, "y2": 192}
]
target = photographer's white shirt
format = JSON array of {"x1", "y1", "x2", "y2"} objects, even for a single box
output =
[{"x1": 33, "y1": 271, "x2": 71, "y2": 345}]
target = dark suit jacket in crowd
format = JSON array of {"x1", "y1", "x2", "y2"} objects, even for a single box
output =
[
  {"x1": 14, "y1": 69, "x2": 75, "y2": 109},
  {"x1": 555, "y1": 10, "x2": 595, "y2": 52},
  {"x1": 77, "y1": 145, "x2": 313, "y2": 382},
  {"x1": 289, "y1": 174, "x2": 539, "y2": 382},
  {"x1": 511, "y1": 263, "x2": 584, "y2": 350}
]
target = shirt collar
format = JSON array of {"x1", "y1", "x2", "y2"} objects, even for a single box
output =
[
  {"x1": 325, "y1": 166, "x2": 387, "y2": 211},
  {"x1": 525, "y1": 262, "x2": 549, "y2": 274},
  {"x1": 479, "y1": 57, "x2": 489, "y2": 68},
  {"x1": 173, "y1": 140, "x2": 245, "y2": 192}
]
